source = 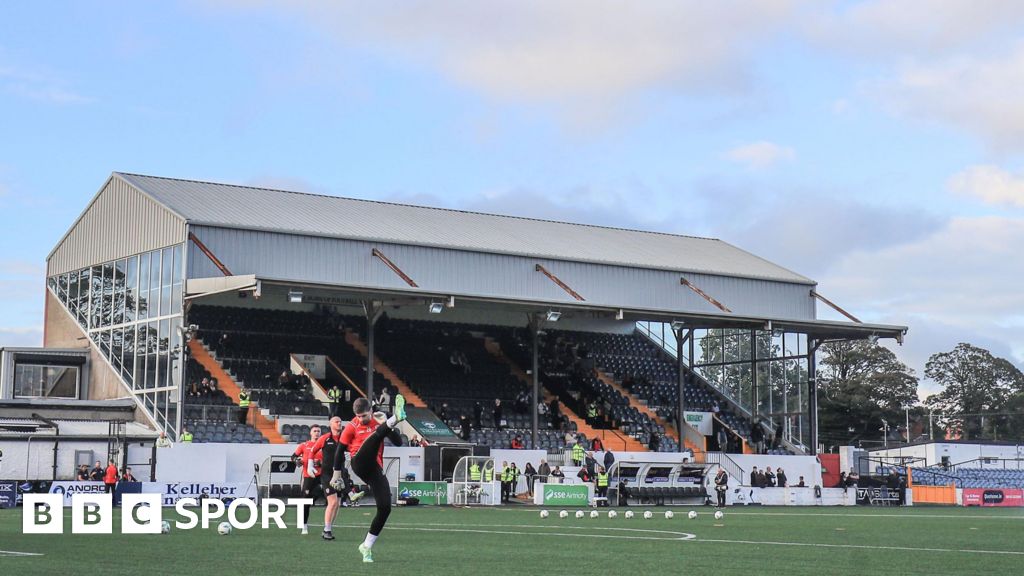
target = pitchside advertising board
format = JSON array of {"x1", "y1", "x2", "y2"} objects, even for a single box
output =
[
  {"x1": 542, "y1": 484, "x2": 589, "y2": 506},
  {"x1": 0, "y1": 480, "x2": 16, "y2": 508},
  {"x1": 398, "y1": 481, "x2": 448, "y2": 505},
  {"x1": 963, "y1": 488, "x2": 1024, "y2": 507},
  {"x1": 48, "y1": 481, "x2": 257, "y2": 506}
]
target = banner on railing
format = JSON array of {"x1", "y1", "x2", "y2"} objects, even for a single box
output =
[
  {"x1": 684, "y1": 412, "x2": 713, "y2": 435},
  {"x1": 293, "y1": 354, "x2": 326, "y2": 379},
  {"x1": 963, "y1": 488, "x2": 1024, "y2": 507}
]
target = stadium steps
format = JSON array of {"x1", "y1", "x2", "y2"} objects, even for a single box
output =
[
  {"x1": 592, "y1": 368, "x2": 704, "y2": 456},
  {"x1": 343, "y1": 328, "x2": 427, "y2": 408},
  {"x1": 189, "y1": 339, "x2": 288, "y2": 444},
  {"x1": 481, "y1": 336, "x2": 648, "y2": 453}
]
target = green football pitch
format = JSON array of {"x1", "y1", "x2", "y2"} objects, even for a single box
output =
[{"x1": 2, "y1": 505, "x2": 1023, "y2": 575}]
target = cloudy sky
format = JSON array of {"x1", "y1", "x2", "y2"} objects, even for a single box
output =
[{"x1": 2, "y1": 1, "x2": 1022, "y2": 396}]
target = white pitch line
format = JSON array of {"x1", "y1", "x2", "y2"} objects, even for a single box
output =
[
  {"x1": 0, "y1": 550, "x2": 44, "y2": 557},
  {"x1": 691, "y1": 538, "x2": 1024, "y2": 556},
  {"x1": 313, "y1": 522, "x2": 696, "y2": 541},
  {"x1": 702, "y1": 511, "x2": 1024, "y2": 520}
]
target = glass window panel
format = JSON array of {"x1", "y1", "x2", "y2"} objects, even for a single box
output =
[
  {"x1": 122, "y1": 325, "x2": 135, "y2": 387},
  {"x1": 111, "y1": 327, "x2": 124, "y2": 373},
  {"x1": 139, "y1": 252, "x2": 151, "y2": 292},
  {"x1": 171, "y1": 244, "x2": 183, "y2": 315},
  {"x1": 14, "y1": 365, "x2": 79, "y2": 399},
  {"x1": 67, "y1": 271, "x2": 79, "y2": 315},
  {"x1": 162, "y1": 247, "x2": 173, "y2": 287},
  {"x1": 134, "y1": 325, "x2": 147, "y2": 390},
  {"x1": 158, "y1": 319, "x2": 169, "y2": 388},
  {"x1": 125, "y1": 256, "x2": 137, "y2": 323},
  {"x1": 160, "y1": 281, "x2": 171, "y2": 317},
  {"x1": 149, "y1": 250, "x2": 161, "y2": 292},
  {"x1": 77, "y1": 268, "x2": 90, "y2": 327}
]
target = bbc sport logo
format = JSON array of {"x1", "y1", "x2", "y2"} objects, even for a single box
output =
[{"x1": 22, "y1": 494, "x2": 313, "y2": 534}]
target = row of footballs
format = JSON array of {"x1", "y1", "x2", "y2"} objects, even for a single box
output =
[
  {"x1": 159, "y1": 521, "x2": 233, "y2": 534},
  {"x1": 541, "y1": 510, "x2": 724, "y2": 520}
]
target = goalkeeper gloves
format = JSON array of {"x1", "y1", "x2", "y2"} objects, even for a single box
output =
[{"x1": 330, "y1": 470, "x2": 346, "y2": 492}]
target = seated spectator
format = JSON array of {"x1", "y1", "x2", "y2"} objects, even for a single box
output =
[
  {"x1": 550, "y1": 466, "x2": 565, "y2": 482},
  {"x1": 121, "y1": 467, "x2": 137, "y2": 482},
  {"x1": 591, "y1": 436, "x2": 603, "y2": 452},
  {"x1": 797, "y1": 476, "x2": 806, "y2": 487},
  {"x1": 510, "y1": 436, "x2": 524, "y2": 450}
]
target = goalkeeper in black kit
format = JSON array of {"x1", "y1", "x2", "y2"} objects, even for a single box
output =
[{"x1": 331, "y1": 394, "x2": 406, "y2": 563}]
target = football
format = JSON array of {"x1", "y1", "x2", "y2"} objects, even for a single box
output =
[
  {"x1": 575, "y1": 510, "x2": 585, "y2": 519},
  {"x1": 559, "y1": 510, "x2": 569, "y2": 519},
  {"x1": 217, "y1": 522, "x2": 232, "y2": 535},
  {"x1": 714, "y1": 511, "x2": 724, "y2": 520},
  {"x1": 624, "y1": 510, "x2": 634, "y2": 519},
  {"x1": 161, "y1": 520, "x2": 171, "y2": 534},
  {"x1": 687, "y1": 510, "x2": 698, "y2": 520},
  {"x1": 643, "y1": 511, "x2": 653, "y2": 519},
  {"x1": 664, "y1": 511, "x2": 674, "y2": 519},
  {"x1": 589, "y1": 510, "x2": 599, "y2": 519},
  {"x1": 608, "y1": 510, "x2": 618, "y2": 518},
  {"x1": 540, "y1": 510, "x2": 549, "y2": 518}
]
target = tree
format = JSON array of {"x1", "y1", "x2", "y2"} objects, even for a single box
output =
[
  {"x1": 924, "y1": 343, "x2": 1024, "y2": 441},
  {"x1": 817, "y1": 340, "x2": 919, "y2": 448}
]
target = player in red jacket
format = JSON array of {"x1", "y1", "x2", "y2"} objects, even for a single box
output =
[
  {"x1": 331, "y1": 394, "x2": 406, "y2": 563},
  {"x1": 292, "y1": 425, "x2": 323, "y2": 534}
]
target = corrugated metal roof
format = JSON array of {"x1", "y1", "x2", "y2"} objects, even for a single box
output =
[{"x1": 115, "y1": 172, "x2": 814, "y2": 285}]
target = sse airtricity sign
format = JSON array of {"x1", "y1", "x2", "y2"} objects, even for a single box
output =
[{"x1": 22, "y1": 494, "x2": 313, "y2": 534}]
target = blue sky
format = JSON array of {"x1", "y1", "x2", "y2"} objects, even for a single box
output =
[{"x1": 2, "y1": 1, "x2": 1023, "y2": 396}]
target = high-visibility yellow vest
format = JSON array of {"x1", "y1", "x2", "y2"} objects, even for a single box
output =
[
  {"x1": 181, "y1": 432, "x2": 193, "y2": 443},
  {"x1": 484, "y1": 468, "x2": 493, "y2": 482},
  {"x1": 572, "y1": 444, "x2": 585, "y2": 461},
  {"x1": 238, "y1": 392, "x2": 250, "y2": 408},
  {"x1": 328, "y1": 388, "x2": 341, "y2": 401},
  {"x1": 469, "y1": 464, "x2": 481, "y2": 481},
  {"x1": 587, "y1": 405, "x2": 598, "y2": 418},
  {"x1": 597, "y1": 473, "x2": 609, "y2": 487}
]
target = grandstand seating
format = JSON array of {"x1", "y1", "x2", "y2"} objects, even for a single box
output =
[{"x1": 880, "y1": 465, "x2": 1024, "y2": 489}]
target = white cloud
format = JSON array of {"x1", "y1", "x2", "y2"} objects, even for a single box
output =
[
  {"x1": 207, "y1": 1, "x2": 802, "y2": 117},
  {"x1": 949, "y1": 165, "x2": 1024, "y2": 208},
  {"x1": 0, "y1": 62, "x2": 91, "y2": 105},
  {"x1": 872, "y1": 44, "x2": 1024, "y2": 151},
  {"x1": 0, "y1": 326, "x2": 43, "y2": 348},
  {"x1": 725, "y1": 141, "x2": 796, "y2": 169},
  {"x1": 806, "y1": 1, "x2": 1024, "y2": 58},
  {"x1": 820, "y1": 216, "x2": 1024, "y2": 376}
]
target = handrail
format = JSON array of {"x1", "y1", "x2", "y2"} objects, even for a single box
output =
[
  {"x1": 325, "y1": 356, "x2": 367, "y2": 399},
  {"x1": 289, "y1": 354, "x2": 329, "y2": 404},
  {"x1": 712, "y1": 414, "x2": 750, "y2": 454},
  {"x1": 949, "y1": 457, "x2": 1024, "y2": 471}
]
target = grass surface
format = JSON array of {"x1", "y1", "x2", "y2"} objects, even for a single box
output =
[{"x1": 2, "y1": 505, "x2": 1023, "y2": 575}]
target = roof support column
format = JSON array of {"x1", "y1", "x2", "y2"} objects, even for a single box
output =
[
  {"x1": 364, "y1": 301, "x2": 384, "y2": 403},
  {"x1": 808, "y1": 338, "x2": 819, "y2": 456},
  {"x1": 751, "y1": 329, "x2": 759, "y2": 431},
  {"x1": 530, "y1": 314, "x2": 541, "y2": 450},
  {"x1": 674, "y1": 326, "x2": 689, "y2": 448}
]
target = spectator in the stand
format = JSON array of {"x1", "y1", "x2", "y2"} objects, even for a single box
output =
[
  {"x1": 76, "y1": 464, "x2": 90, "y2": 480},
  {"x1": 716, "y1": 426, "x2": 729, "y2": 453},
  {"x1": 278, "y1": 370, "x2": 291, "y2": 388},
  {"x1": 648, "y1": 433, "x2": 660, "y2": 452},
  {"x1": 603, "y1": 450, "x2": 615, "y2": 473},
  {"x1": 206, "y1": 378, "x2": 218, "y2": 394},
  {"x1": 839, "y1": 471, "x2": 848, "y2": 491},
  {"x1": 524, "y1": 462, "x2": 537, "y2": 497},
  {"x1": 200, "y1": 377, "x2": 210, "y2": 396},
  {"x1": 751, "y1": 422, "x2": 764, "y2": 454},
  {"x1": 576, "y1": 466, "x2": 592, "y2": 483},
  {"x1": 156, "y1": 432, "x2": 172, "y2": 448},
  {"x1": 90, "y1": 461, "x2": 104, "y2": 481},
  {"x1": 776, "y1": 467, "x2": 788, "y2": 488},
  {"x1": 797, "y1": 476, "x2": 806, "y2": 487},
  {"x1": 749, "y1": 466, "x2": 760, "y2": 488},
  {"x1": 584, "y1": 452, "x2": 597, "y2": 477},
  {"x1": 458, "y1": 415, "x2": 472, "y2": 441},
  {"x1": 550, "y1": 466, "x2": 565, "y2": 483},
  {"x1": 537, "y1": 459, "x2": 551, "y2": 484},
  {"x1": 764, "y1": 466, "x2": 776, "y2": 487},
  {"x1": 492, "y1": 399, "x2": 503, "y2": 430},
  {"x1": 755, "y1": 468, "x2": 766, "y2": 488},
  {"x1": 537, "y1": 400, "x2": 549, "y2": 418},
  {"x1": 591, "y1": 436, "x2": 604, "y2": 452},
  {"x1": 377, "y1": 387, "x2": 391, "y2": 415},
  {"x1": 565, "y1": 431, "x2": 577, "y2": 448},
  {"x1": 473, "y1": 402, "x2": 483, "y2": 430},
  {"x1": 774, "y1": 420, "x2": 784, "y2": 449},
  {"x1": 711, "y1": 401, "x2": 720, "y2": 416},
  {"x1": 515, "y1": 389, "x2": 529, "y2": 414},
  {"x1": 438, "y1": 402, "x2": 449, "y2": 422},
  {"x1": 847, "y1": 468, "x2": 860, "y2": 489},
  {"x1": 410, "y1": 434, "x2": 429, "y2": 447},
  {"x1": 121, "y1": 467, "x2": 137, "y2": 482},
  {"x1": 549, "y1": 396, "x2": 562, "y2": 430},
  {"x1": 586, "y1": 401, "x2": 599, "y2": 426},
  {"x1": 510, "y1": 435, "x2": 524, "y2": 450}
]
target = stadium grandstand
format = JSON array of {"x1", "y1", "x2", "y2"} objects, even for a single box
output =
[{"x1": 26, "y1": 171, "x2": 906, "y2": 458}]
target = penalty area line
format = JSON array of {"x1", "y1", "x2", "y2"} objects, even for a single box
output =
[{"x1": 0, "y1": 550, "x2": 45, "y2": 557}]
